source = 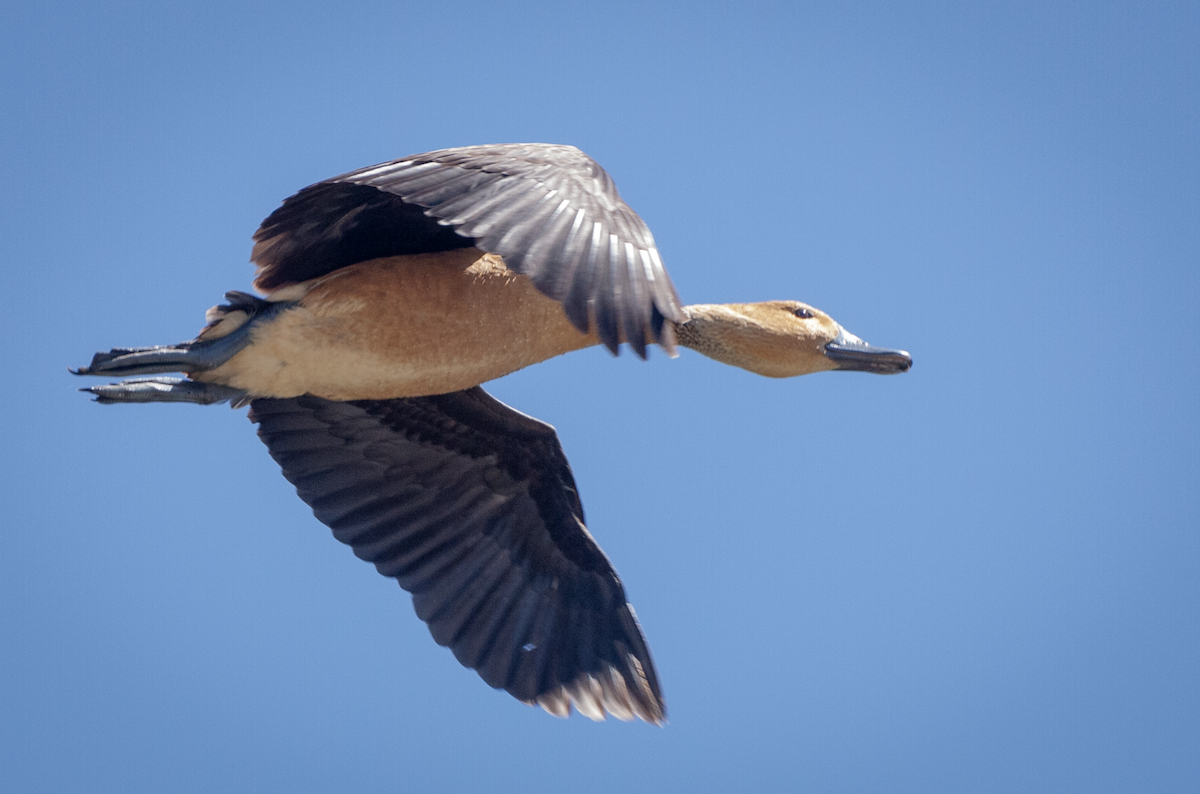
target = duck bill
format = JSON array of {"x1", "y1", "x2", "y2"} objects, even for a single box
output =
[{"x1": 824, "y1": 327, "x2": 912, "y2": 374}]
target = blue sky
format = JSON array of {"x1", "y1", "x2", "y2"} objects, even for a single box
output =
[{"x1": 3, "y1": 1, "x2": 1197, "y2": 791}]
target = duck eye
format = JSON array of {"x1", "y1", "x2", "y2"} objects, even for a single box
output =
[{"x1": 792, "y1": 307, "x2": 814, "y2": 319}]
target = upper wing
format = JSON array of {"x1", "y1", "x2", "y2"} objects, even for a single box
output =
[
  {"x1": 251, "y1": 143, "x2": 684, "y2": 357},
  {"x1": 249, "y1": 388, "x2": 665, "y2": 723}
]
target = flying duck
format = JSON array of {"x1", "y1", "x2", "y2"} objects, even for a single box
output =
[{"x1": 75, "y1": 143, "x2": 912, "y2": 724}]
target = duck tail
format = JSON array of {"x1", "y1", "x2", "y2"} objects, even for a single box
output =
[{"x1": 71, "y1": 291, "x2": 290, "y2": 379}]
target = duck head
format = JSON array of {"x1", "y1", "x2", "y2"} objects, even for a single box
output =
[{"x1": 674, "y1": 300, "x2": 912, "y2": 377}]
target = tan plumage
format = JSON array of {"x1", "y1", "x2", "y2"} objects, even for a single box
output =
[{"x1": 198, "y1": 249, "x2": 598, "y2": 400}]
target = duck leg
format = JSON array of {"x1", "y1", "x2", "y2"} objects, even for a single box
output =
[{"x1": 80, "y1": 377, "x2": 247, "y2": 406}]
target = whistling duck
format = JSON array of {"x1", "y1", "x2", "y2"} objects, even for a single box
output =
[{"x1": 76, "y1": 143, "x2": 911, "y2": 724}]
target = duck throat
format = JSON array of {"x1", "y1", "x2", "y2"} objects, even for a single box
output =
[{"x1": 672, "y1": 304, "x2": 762, "y2": 373}]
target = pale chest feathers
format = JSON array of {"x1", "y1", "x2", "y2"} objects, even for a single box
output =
[{"x1": 198, "y1": 250, "x2": 597, "y2": 399}]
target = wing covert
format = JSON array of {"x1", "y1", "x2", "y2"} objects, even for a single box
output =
[{"x1": 251, "y1": 143, "x2": 684, "y2": 356}]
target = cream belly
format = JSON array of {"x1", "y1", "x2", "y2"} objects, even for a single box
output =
[{"x1": 197, "y1": 250, "x2": 598, "y2": 400}]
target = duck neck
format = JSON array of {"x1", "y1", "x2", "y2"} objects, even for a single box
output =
[
  {"x1": 669, "y1": 303, "x2": 834, "y2": 378},
  {"x1": 672, "y1": 304, "x2": 748, "y2": 368}
]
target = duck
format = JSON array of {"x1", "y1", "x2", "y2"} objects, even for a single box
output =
[{"x1": 75, "y1": 143, "x2": 911, "y2": 725}]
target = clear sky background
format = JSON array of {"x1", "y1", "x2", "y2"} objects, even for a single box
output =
[{"x1": 3, "y1": 2, "x2": 1197, "y2": 792}]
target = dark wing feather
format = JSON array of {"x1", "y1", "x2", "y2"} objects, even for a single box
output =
[
  {"x1": 251, "y1": 143, "x2": 684, "y2": 356},
  {"x1": 249, "y1": 388, "x2": 665, "y2": 723}
]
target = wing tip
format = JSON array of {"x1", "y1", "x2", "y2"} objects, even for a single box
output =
[{"x1": 525, "y1": 662, "x2": 666, "y2": 725}]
